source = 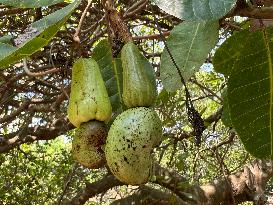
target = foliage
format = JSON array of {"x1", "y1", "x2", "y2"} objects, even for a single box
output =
[
  {"x1": 214, "y1": 28, "x2": 273, "y2": 158},
  {"x1": 0, "y1": 0, "x2": 64, "y2": 8},
  {"x1": 0, "y1": 0, "x2": 273, "y2": 204},
  {"x1": 153, "y1": 0, "x2": 237, "y2": 20},
  {"x1": 1, "y1": 137, "x2": 76, "y2": 204},
  {"x1": 92, "y1": 40, "x2": 123, "y2": 113},
  {"x1": 0, "y1": 0, "x2": 80, "y2": 68},
  {"x1": 160, "y1": 21, "x2": 219, "y2": 91}
]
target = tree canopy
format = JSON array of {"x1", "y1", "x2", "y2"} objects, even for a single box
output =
[{"x1": 1, "y1": 0, "x2": 273, "y2": 204}]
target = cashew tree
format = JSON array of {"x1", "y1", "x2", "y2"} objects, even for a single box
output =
[{"x1": 1, "y1": 0, "x2": 273, "y2": 204}]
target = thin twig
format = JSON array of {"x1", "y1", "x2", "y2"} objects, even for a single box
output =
[
  {"x1": 154, "y1": 15, "x2": 205, "y2": 146},
  {"x1": 23, "y1": 58, "x2": 62, "y2": 77},
  {"x1": 123, "y1": 0, "x2": 148, "y2": 18},
  {"x1": 73, "y1": 0, "x2": 93, "y2": 43},
  {"x1": 191, "y1": 78, "x2": 223, "y2": 103},
  {"x1": 132, "y1": 31, "x2": 170, "y2": 41},
  {"x1": 215, "y1": 149, "x2": 236, "y2": 205},
  {"x1": 211, "y1": 131, "x2": 236, "y2": 151}
]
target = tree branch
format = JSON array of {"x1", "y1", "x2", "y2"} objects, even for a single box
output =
[
  {"x1": 0, "y1": 118, "x2": 74, "y2": 153},
  {"x1": 68, "y1": 159, "x2": 273, "y2": 205},
  {"x1": 227, "y1": 0, "x2": 273, "y2": 19},
  {"x1": 155, "y1": 159, "x2": 273, "y2": 204},
  {"x1": 68, "y1": 174, "x2": 123, "y2": 205},
  {"x1": 238, "y1": 6, "x2": 273, "y2": 19},
  {"x1": 110, "y1": 185, "x2": 185, "y2": 205}
]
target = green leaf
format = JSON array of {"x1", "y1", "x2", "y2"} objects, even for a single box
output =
[
  {"x1": 154, "y1": 0, "x2": 236, "y2": 20},
  {"x1": 0, "y1": 43, "x2": 17, "y2": 60},
  {"x1": 0, "y1": 35, "x2": 13, "y2": 45},
  {"x1": 0, "y1": 0, "x2": 64, "y2": 8},
  {"x1": 213, "y1": 30, "x2": 249, "y2": 76},
  {"x1": 160, "y1": 21, "x2": 218, "y2": 92},
  {"x1": 221, "y1": 88, "x2": 232, "y2": 127},
  {"x1": 0, "y1": 0, "x2": 80, "y2": 69},
  {"x1": 214, "y1": 28, "x2": 273, "y2": 159},
  {"x1": 92, "y1": 39, "x2": 123, "y2": 113}
]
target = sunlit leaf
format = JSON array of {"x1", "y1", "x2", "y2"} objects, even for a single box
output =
[
  {"x1": 0, "y1": 0, "x2": 64, "y2": 8},
  {"x1": 154, "y1": 0, "x2": 236, "y2": 20},
  {"x1": 0, "y1": 0, "x2": 80, "y2": 68},
  {"x1": 160, "y1": 21, "x2": 218, "y2": 92}
]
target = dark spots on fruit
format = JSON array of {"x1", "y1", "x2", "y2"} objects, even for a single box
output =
[
  {"x1": 105, "y1": 107, "x2": 162, "y2": 183},
  {"x1": 97, "y1": 146, "x2": 104, "y2": 153},
  {"x1": 123, "y1": 156, "x2": 129, "y2": 164}
]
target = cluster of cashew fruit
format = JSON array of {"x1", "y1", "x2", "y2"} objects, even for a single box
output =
[{"x1": 68, "y1": 42, "x2": 162, "y2": 185}]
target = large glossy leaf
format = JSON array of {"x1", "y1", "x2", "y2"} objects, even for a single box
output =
[
  {"x1": 0, "y1": 0, "x2": 64, "y2": 8},
  {"x1": 221, "y1": 88, "x2": 232, "y2": 127},
  {"x1": 0, "y1": 0, "x2": 80, "y2": 69},
  {"x1": 154, "y1": 0, "x2": 236, "y2": 20},
  {"x1": 92, "y1": 40, "x2": 123, "y2": 113},
  {"x1": 213, "y1": 30, "x2": 249, "y2": 76},
  {"x1": 160, "y1": 21, "x2": 218, "y2": 92},
  {"x1": 214, "y1": 28, "x2": 273, "y2": 159}
]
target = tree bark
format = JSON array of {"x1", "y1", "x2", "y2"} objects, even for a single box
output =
[
  {"x1": 110, "y1": 186, "x2": 185, "y2": 205},
  {"x1": 68, "y1": 159, "x2": 273, "y2": 205}
]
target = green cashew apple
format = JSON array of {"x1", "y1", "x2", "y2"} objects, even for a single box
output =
[
  {"x1": 105, "y1": 107, "x2": 162, "y2": 185},
  {"x1": 72, "y1": 121, "x2": 107, "y2": 169},
  {"x1": 121, "y1": 42, "x2": 157, "y2": 108},
  {"x1": 68, "y1": 58, "x2": 112, "y2": 127}
]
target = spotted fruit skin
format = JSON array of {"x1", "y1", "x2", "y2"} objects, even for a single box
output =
[
  {"x1": 68, "y1": 58, "x2": 112, "y2": 127},
  {"x1": 105, "y1": 107, "x2": 162, "y2": 185},
  {"x1": 121, "y1": 42, "x2": 157, "y2": 108},
  {"x1": 72, "y1": 121, "x2": 107, "y2": 169}
]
